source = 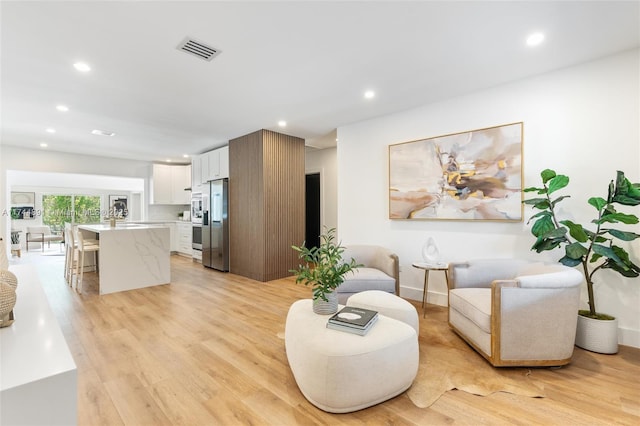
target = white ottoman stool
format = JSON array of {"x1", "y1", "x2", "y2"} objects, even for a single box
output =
[
  {"x1": 285, "y1": 299, "x2": 418, "y2": 413},
  {"x1": 347, "y1": 290, "x2": 419, "y2": 334}
]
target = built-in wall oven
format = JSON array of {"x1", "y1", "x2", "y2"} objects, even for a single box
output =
[
  {"x1": 191, "y1": 193, "x2": 205, "y2": 260},
  {"x1": 192, "y1": 224, "x2": 203, "y2": 251}
]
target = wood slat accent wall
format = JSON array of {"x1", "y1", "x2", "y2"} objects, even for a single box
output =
[{"x1": 229, "y1": 129, "x2": 305, "y2": 282}]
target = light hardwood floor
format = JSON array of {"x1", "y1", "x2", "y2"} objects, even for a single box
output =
[{"x1": 28, "y1": 254, "x2": 640, "y2": 425}]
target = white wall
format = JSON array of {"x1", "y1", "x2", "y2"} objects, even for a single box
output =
[
  {"x1": 337, "y1": 49, "x2": 640, "y2": 348},
  {"x1": 0, "y1": 146, "x2": 188, "y2": 241},
  {"x1": 305, "y1": 147, "x2": 338, "y2": 232}
]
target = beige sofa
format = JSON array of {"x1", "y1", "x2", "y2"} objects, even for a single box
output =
[
  {"x1": 337, "y1": 245, "x2": 399, "y2": 304},
  {"x1": 26, "y1": 226, "x2": 63, "y2": 251},
  {"x1": 448, "y1": 259, "x2": 583, "y2": 367}
]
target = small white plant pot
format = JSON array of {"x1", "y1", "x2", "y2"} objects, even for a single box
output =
[
  {"x1": 312, "y1": 291, "x2": 338, "y2": 315},
  {"x1": 575, "y1": 314, "x2": 619, "y2": 354}
]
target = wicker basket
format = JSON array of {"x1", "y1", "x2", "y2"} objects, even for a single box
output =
[
  {"x1": 0, "y1": 270, "x2": 18, "y2": 328},
  {"x1": 0, "y1": 282, "x2": 16, "y2": 328}
]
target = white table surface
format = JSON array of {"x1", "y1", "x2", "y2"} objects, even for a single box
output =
[{"x1": 0, "y1": 265, "x2": 76, "y2": 392}]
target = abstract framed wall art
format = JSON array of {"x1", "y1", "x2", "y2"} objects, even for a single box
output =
[
  {"x1": 388, "y1": 122, "x2": 523, "y2": 221},
  {"x1": 10, "y1": 191, "x2": 36, "y2": 219},
  {"x1": 109, "y1": 195, "x2": 129, "y2": 218}
]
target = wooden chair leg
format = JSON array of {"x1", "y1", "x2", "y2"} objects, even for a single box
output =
[{"x1": 78, "y1": 250, "x2": 85, "y2": 294}]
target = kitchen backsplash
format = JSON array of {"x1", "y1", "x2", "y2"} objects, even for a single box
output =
[{"x1": 148, "y1": 204, "x2": 190, "y2": 221}]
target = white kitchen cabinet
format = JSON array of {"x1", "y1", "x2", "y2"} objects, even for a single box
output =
[
  {"x1": 205, "y1": 146, "x2": 229, "y2": 181},
  {"x1": 152, "y1": 164, "x2": 191, "y2": 205},
  {"x1": 191, "y1": 156, "x2": 204, "y2": 194},
  {"x1": 205, "y1": 150, "x2": 218, "y2": 181},
  {"x1": 200, "y1": 152, "x2": 209, "y2": 184},
  {"x1": 176, "y1": 222, "x2": 192, "y2": 257},
  {"x1": 218, "y1": 146, "x2": 229, "y2": 179},
  {"x1": 168, "y1": 223, "x2": 177, "y2": 252},
  {"x1": 172, "y1": 164, "x2": 191, "y2": 205},
  {"x1": 192, "y1": 146, "x2": 229, "y2": 190},
  {"x1": 152, "y1": 164, "x2": 173, "y2": 204}
]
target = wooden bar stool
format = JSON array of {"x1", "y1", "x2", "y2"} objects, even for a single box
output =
[{"x1": 71, "y1": 231, "x2": 99, "y2": 294}]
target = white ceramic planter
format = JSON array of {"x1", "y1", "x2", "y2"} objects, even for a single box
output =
[
  {"x1": 312, "y1": 291, "x2": 338, "y2": 315},
  {"x1": 575, "y1": 314, "x2": 619, "y2": 354}
]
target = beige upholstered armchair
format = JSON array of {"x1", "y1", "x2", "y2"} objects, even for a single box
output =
[
  {"x1": 448, "y1": 259, "x2": 583, "y2": 367},
  {"x1": 337, "y1": 245, "x2": 399, "y2": 304},
  {"x1": 26, "y1": 226, "x2": 63, "y2": 251}
]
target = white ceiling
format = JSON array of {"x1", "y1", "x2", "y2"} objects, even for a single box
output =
[{"x1": 1, "y1": 1, "x2": 638, "y2": 163}]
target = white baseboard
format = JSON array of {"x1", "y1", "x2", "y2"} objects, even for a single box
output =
[
  {"x1": 400, "y1": 285, "x2": 448, "y2": 307},
  {"x1": 619, "y1": 327, "x2": 640, "y2": 349}
]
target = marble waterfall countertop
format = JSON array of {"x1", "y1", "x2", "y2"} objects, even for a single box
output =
[
  {"x1": 78, "y1": 222, "x2": 170, "y2": 232},
  {"x1": 78, "y1": 224, "x2": 170, "y2": 294}
]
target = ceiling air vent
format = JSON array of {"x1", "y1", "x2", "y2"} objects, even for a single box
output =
[{"x1": 177, "y1": 37, "x2": 221, "y2": 62}]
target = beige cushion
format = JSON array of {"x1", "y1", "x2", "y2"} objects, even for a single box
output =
[
  {"x1": 339, "y1": 268, "x2": 395, "y2": 293},
  {"x1": 449, "y1": 288, "x2": 492, "y2": 334}
]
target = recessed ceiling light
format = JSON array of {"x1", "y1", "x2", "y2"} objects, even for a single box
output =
[
  {"x1": 73, "y1": 62, "x2": 91, "y2": 72},
  {"x1": 46, "y1": 128, "x2": 56, "y2": 133},
  {"x1": 56, "y1": 105, "x2": 69, "y2": 112},
  {"x1": 40, "y1": 143, "x2": 48, "y2": 148},
  {"x1": 183, "y1": 154, "x2": 190, "y2": 158},
  {"x1": 278, "y1": 120, "x2": 287, "y2": 127},
  {"x1": 91, "y1": 129, "x2": 115, "y2": 137},
  {"x1": 526, "y1": 32, "x2": 545, "y2": 47},
  {"x1": 364, "y1": 90, "x2": 375, "y2": 99},
  {"x1": 166, "y1": 159, "x2": 172, "y2": 163}
]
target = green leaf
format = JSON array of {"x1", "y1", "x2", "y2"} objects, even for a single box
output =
[
  {"x1": 559, "y1": 255, "x2": 582, "y2": 267},
  {"x1": 526, "y1": 210, "x2": 551, "y2": 223},
  {"x1": 530, "y1": 215, "x2": 556, "y2": 237},
  {"x1": 592, "y1": 244, "x2": 622, "y2": 264},
  {"x1": 613, "y1": 171, "x2": 640, "y2": 206},
  {"x1": 531, "y1": 237, "x2": 563, "y2": 253},
  {"x1": 541, "y1": 227, "x2": 568, "y2": 240},
  {"x1": 547, "y1": 175, "x2": 569, "y2": 194},
  {"x1": 597, "y1": 212, "x2": 639, "y2": 225},
  {"x1": 565, "y1": 242, "x2": 588, "y2": 260},
  {"x1": 523, "y1": 186, "x2": 546, "y2": 193},
  {"x1": 550, "y1": 195, "x2": 570, "y2": 208},
  {"x1": 605, "y1": 246, "x2": 640, "y2": 277},
  {"x1": 522, "y1": 198, "x2": 550, "y2": 210},
  {"x1": 606, "y1": 229, "x2": 640, "y2": 241},
  {"x1": 588, "y1": 197, "x2": 607, "y2": 211},
  {"x1": 540, "y1": 169, "x2": 556, "y2": 184},
  {"x1": 560, "y1": 220, "x2": 589, "y2": 243}
]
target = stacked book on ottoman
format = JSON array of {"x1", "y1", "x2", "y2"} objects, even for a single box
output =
[{"x1": 326, "y1": 306, "x2": 378, "y2": 335}]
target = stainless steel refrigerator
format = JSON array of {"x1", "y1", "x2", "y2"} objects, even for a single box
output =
[{"x1": 202, "y1": 178, "x2": 229, "y2": 271}]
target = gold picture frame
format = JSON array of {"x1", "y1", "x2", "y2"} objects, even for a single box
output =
[{"x1": 388, "y1": 122, "x2": 523, "y2": 221}]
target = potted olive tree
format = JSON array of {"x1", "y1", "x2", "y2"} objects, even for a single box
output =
[
  {"x1": 290, "y1": 227, "x2": 361, "y2": 314},
  {"x1": 523, "y1": 169, "x2": 639, "y2": 353}
]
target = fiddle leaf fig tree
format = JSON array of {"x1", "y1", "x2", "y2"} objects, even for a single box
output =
[
  {"x1": 523, "y1": 169, "x2": 640, "y2": 319},
  {"x1": 290, "y1": 227, "x2": 361, "y2": 302}
]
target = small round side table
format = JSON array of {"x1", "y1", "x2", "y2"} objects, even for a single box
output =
[{"x1": 412, "y1": 262, "x2": 449, "y2": 318}]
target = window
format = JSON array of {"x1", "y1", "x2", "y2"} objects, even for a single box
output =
[{"x1": 42, "y1": 194, "x2": 102, "y2": 232}]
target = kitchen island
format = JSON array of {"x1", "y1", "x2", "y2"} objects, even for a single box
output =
[{"x1": 78, "y1": 223, "x2": 170, "y2": 295}]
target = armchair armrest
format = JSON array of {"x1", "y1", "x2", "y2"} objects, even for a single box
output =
[
  {"x1": 491, "y1": 278, "x2": 580, "y2": 363},
  {"x1": 26, "y1": 232, "x2": 45, "y2": 241}
]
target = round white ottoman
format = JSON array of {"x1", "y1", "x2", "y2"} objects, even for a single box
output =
[
  {"x1": 285, "y1": 299, "x2": 418, "y2": 413},
  {"x1": 347, "y1": 290, "x2": 419, "y2": 334}
]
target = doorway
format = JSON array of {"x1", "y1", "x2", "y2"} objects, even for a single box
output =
[{"x1": 305, "y1": 173, "x2": 321, "y2": 250}]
